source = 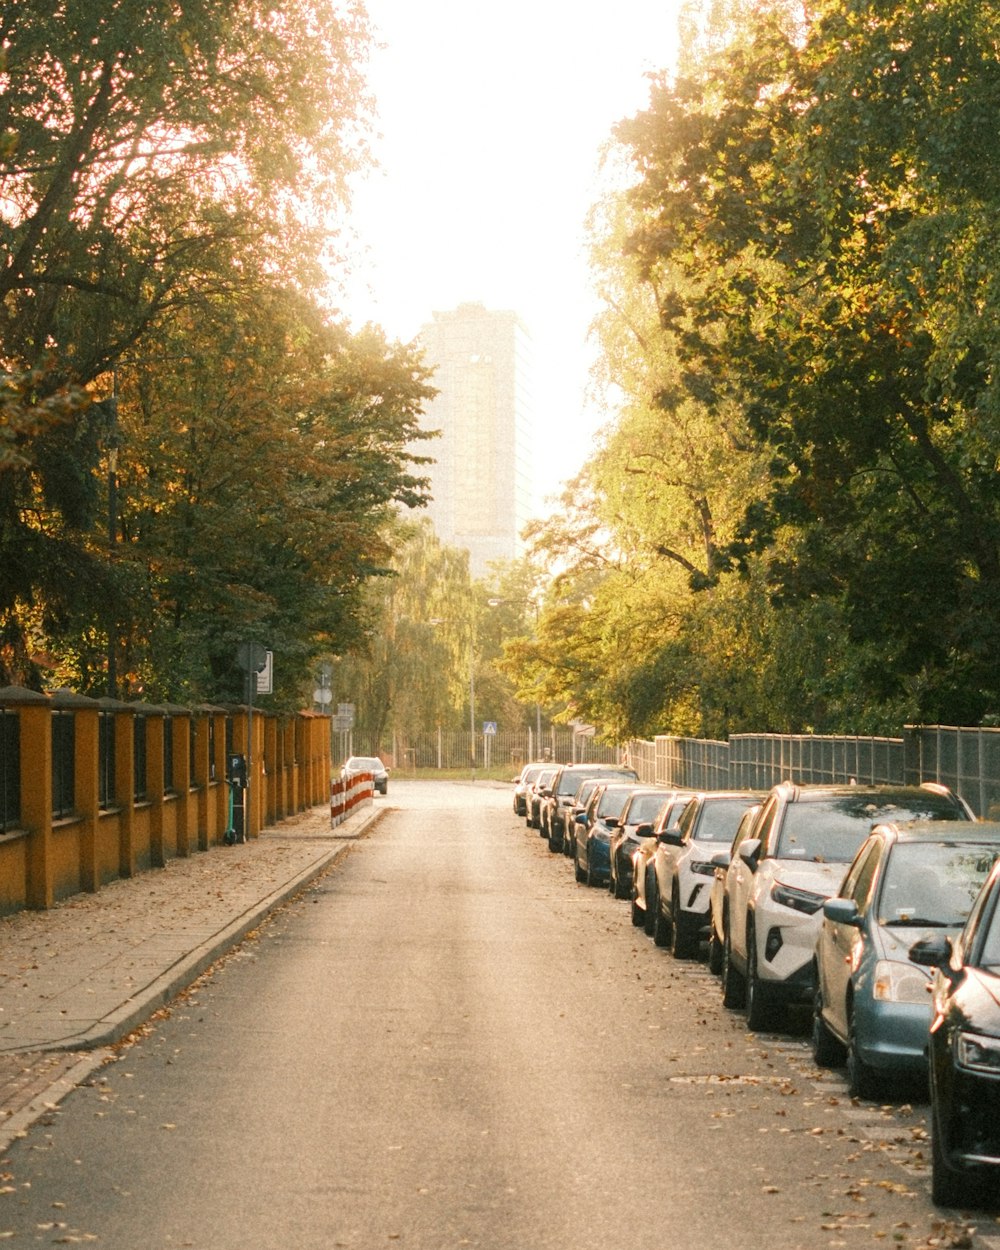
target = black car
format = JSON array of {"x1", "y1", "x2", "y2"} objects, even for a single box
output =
[
  {"x1": 608, "y1": 787, "x2": 671, "y2": 900},
  {"x1": 913, "y1": 854, "x2": 1000, "y2": 1207},
  {"x1": 540, "y1": 763, "x2": 639, "y2": 853}
]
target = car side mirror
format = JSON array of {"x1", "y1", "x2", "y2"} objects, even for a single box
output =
[
  {"x1": 909, "y1": 934, "x2": 953, "y2": 968},
  {"x1": 606, "y1": 817, "x2": 620, "y2": 828},
  {"x1": 635, "y1": 822, "x2": 653, "y2": 838},
  {"x1": 710, "y1": 850, "x2": 731, "y2": 869},
  {"x1": 738, "y1": 838, "x2": 762, "y2": 870},
  {"x1": 657, "y1": 826, "x2": 683, "y2": 847},
  {"x1": 823, "y1": 897, "x2": 861, "y2": 927}
]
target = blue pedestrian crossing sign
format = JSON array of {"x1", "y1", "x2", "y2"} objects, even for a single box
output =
[{"x1": 483, "y1": 721, "x2": 497, "y2": 735}]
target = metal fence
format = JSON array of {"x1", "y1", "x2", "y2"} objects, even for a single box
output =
[
  {"x1": 730, "y1": 734, "x2": 906, "y2": 789},
  {"x1": 905, "y1": 726, "x2": 1000, "y2": 821},
  {"x1": 350, "y1": 727, "x2": 620, "y2": 773},
  {"x1": 625, "y1": 726, "x2": 1000, "y2": 818}
]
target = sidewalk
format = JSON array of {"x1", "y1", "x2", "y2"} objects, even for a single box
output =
[{"x1": 0, "y1": 800, "x2": 383, "y2": 1149}]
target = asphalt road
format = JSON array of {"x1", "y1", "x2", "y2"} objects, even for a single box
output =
[{"x1": 0, "y1": 780, "x2": 992, "y2": 1249}]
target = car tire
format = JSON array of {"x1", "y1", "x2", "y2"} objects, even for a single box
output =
[
  {"x1": 652, "y1": 897, "x2": 671, "y2": 948},
  {"x1": 931, "y1": 1111, "x2": 975, "y2": 1208},
  {"x1": 745, "y1": 927, "x2": 781, "y2": 1031},
  {"x1": 643, "y1": 874, "x2": 658, "y2": 937},
  {"x1": 631, "y1": 894, "x2": 646, "y2": 927},
  {"x1": 670, "y1": 886, "x2": 698, "y2": 959},
  {"x1": 721, "y1": 918, "x2": 746, "y2": 1009},
  {"x1": 846, "y1": 1008, "x2": 880, "y2": 1100},
  {"x1": 547, "y1": 828, "x2": 562, "y2": 853},
  {"x1": 812, "y1": 985, "x2": 846, "y2": 1068},
  {"x1": 613, "y1": 860, "x2": 630, "y2": 900},
  {"x1": 707, "y1": 924, "x2": 724, "y2": 975},
  {"x1": 574, "y1": 851, "x2": 587, "y2": 884}
]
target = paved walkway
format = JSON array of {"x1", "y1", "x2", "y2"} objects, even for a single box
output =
[{"x1": 0, "y1": 800, "x2": 383, "y2": 1149}]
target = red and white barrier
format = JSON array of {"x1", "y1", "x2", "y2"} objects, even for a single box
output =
[{"x1": 330, "y1": 772, "x2": 374, "y2": 828}]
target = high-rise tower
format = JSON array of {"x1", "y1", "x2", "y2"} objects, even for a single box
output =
[{"x1": 417, "y1": 303, "x2": 532, "y2": 577}]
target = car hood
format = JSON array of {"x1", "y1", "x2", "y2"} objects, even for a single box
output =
[
  {"x1": 771, "y1": 859, "x2": 847, "y2": 896},
  {"x1": 875, "y1": 922, "x2": 962, "y2": 963}
]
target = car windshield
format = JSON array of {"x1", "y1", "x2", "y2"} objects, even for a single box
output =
[
  {"x1": 775, "y1": 795, "x2": 962, "y2": 863},
  {"x1": 557, "y1": 767, "x2": 635, "y2": 795},
  {"x1": 694, "y1": 798, "x2": 758, "y2": 842},
  {"x1": 574, "y1": 781, "x2": 601, "y2": 807},
  {"x1": 624, "y1": 793, "x2": 668, "y2": 824},
  {"x1": 348, "y1": 757, "x2": 381, "y2": 770},
  {"x1": 877, "y1": 842, "x2": 1000, "y2": 928},
  {"x1": 596, "y1": 788, "x2": 633, "y2": 819}
]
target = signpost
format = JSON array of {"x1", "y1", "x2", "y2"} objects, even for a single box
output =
[{"x1": 233, "y1": 643, "x2": 269, "y2": 842}]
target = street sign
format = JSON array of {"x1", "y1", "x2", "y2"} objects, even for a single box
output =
[
  {"x1": 483, "y1": 721, "x2": 497, "y2": 735},
  {"x1": 256, "y1": 650, "x2": 273, "y2": 694},
  {"x1": 313, "y1": 686, "x2": 332, "y2": 705}
]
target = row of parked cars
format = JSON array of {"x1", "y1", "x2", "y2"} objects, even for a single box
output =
[{"x1": 511, "y1": 760, "x2": 1000, "y2": 1209}]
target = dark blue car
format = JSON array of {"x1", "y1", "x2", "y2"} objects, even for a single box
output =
[{"x1": 574, "y1": 783, "x2": 637, "y2": 887}]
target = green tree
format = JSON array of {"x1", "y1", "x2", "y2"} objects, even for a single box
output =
[
  {"x1": 612, "y1": 0, "x2": 1000, "y2": 726},
  {"x1": 0, "y1": 0, "x2": 372, "y2": 688}
]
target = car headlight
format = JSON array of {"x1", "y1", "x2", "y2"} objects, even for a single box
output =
[
  {"x1": 955, "y1": 1030, "x2": 1000, "y2": 1074},
  {"x1": 872, "y1": 959, "x2": 931, "y2": 1004},
  {"x1": 770, "y1": 881, "x2": 825, "y2": 915}
]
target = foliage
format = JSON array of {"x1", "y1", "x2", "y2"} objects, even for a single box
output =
[
  {"x1": 563, "y1": 0, "x2": 1000, "y2": 737},
  {"x1": 0, "y1": 0, "x2": 443, "y2": 705}
]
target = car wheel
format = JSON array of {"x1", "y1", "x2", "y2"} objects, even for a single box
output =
[
  {"x1": 643, "y1": 874, "x2": 658, "y2": 937},
  {"x1": 707, "y1": 923, "x2": 723, "y2": 975},
  {"x1": 630, "y1": 893, "x2": 646, "y2": 927},
  {"x1": 613, "y1": 859, "x2": 630, "y2": 900},
  {"x1": 547, "y1": 828, "x2": 563, "y2": 853},
  {"x1": 652, "y1": 896, "x2": 671, "y2": 948},
  {"x1": 846, "y1": 1007, "x2": 880, "y2": 1100},
  {"x1": 574, "y1": 849, "x2": 587, "y2": 884},
  {"x1": 745, "y1": 926, "x2": 781, "y2": 1031},
  {"x1": 670, "y1": 885, "x2": 698, "y2": 959},
  {"x1": 812, "y1": 984, "x2": 846, "y2": 1068},
  {"x1": 931, "y1": 1110, "x2": 976, "y2": 1207},
  {"x1": 722, "y1": 921, "x2": 746, "y2": 1009}
]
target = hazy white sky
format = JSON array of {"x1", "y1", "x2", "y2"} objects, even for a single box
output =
[{"x1": 340, "y1": 0, "x2": 682, "y2": 513}]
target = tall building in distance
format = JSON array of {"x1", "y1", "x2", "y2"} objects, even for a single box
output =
[{"x1": 417, "y1": 303, "x2": 532, "y2": 578}]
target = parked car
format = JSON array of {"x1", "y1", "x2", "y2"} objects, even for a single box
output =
[
  {"x1": 707, "y1": 805, "x2": 760, "y2": 974},
  {"x1": 631, "y1": 791, "x2": 696, "y2": 932},
  {"x1": 565, "y1": 777, "x2": 607, "y2": 859},
  {"x1": 526, "y1": 767, "x2": 558, "y2": 830},
  {"x1": 722, "y1": 782, "x2": 973, "y2": 1031},
  {"x1": 813, "y1": 820, "x2": 1000, "y2": 1099},
  {"x1": 512, "y1": 762, "x2": 549, "y2": 816},
  {"x1": 912, "y1": 852, "x2": 1000, "y2": 1206},
  {"x1": 608, "y1": 788, "x2": 671, "y2": 899},
  {"x1": 341, "y1": 755, "x2": 389, "y2": 794},
  {"x1": 650, "y1": 791, "x2": 762, "y2": 957},
  {"x1": 540, "y1": 763, "x2": 639, "y2": 853},
  {"x1": 574, "y1": 782, "x2": 639, "y2": 887}
]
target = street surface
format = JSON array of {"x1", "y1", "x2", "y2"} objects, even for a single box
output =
[{"x1": 0, "y1": 780, "x2": 992, "y2": 1248}]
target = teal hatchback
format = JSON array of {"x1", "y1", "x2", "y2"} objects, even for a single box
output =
[{"x1": 812, "y1": 819, "x2": 1000, "y2": 1099}]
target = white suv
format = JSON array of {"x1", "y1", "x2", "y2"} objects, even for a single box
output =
[{"x1": 721, "y1": 781, "x2": 973, "y2": 1031}]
